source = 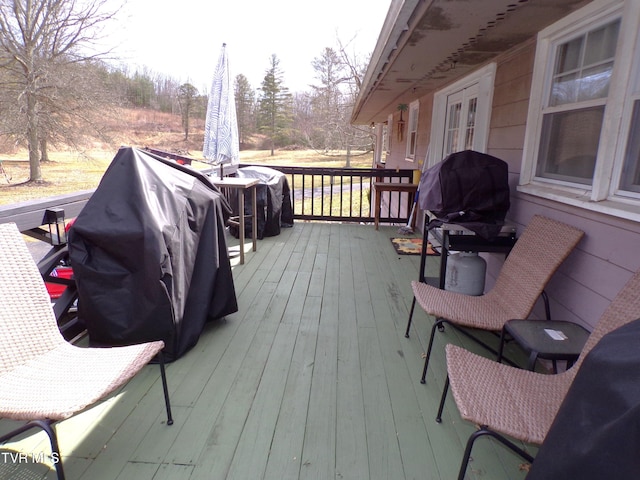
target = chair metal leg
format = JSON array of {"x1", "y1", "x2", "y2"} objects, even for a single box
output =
[
  {"x1": 541, "y1": 289, "x2": 551, "y2": 320},
  {"x1": 496, "y1": 327, "x2": 508, "y2": 363},
  {"x1": 157, "y1": 352, "x2": 174, "y2": 425},
  {"x1": 36, "y1": 420, "x2": 65, "y2": 480},
  {"x1": 436, "y1": 376, "x2": 449, "y2": 423},
  {"x1": 421, "y1": 319, "x2": 444, "y2": 384},
  {"x1": 0, "y1": 419, "x2": 65, "y2": 480},
  {"x1": 405, "y1": 296, "x2": 417, "y2": 338},
  {"x1": 458, "y1": 426, "x2": 535, "y2": 480}
]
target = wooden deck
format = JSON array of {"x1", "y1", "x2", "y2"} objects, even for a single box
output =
[{"x1": 1, "y1": 222, "x2": 535, "y2": 480}]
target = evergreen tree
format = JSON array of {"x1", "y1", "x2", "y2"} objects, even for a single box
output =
[
  {"x1": 257, "y1": 55, "x2": 292, "y2": 156},
  {"x1": 177, "y1": 83, "x2": 199, "y2": 140},
  {"x1": 127, "y1": 71, "x2": 156, "y2": 108},
  {"x1": 234, "y1": 74, "x2": 255, "y2": 147}
]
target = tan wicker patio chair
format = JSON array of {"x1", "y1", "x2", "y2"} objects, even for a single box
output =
[
  {"x1": 409, "y1": 215, "x2": 584, "y2": 384},
  {"x1": 439, "y1": 267, "x2": 640, "y2": 480},
  {"x1": 0, "y1": 223, "x2": 173, "y2": 480}
]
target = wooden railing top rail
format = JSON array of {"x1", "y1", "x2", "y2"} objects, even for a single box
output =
[
  {"x1": 240, "y1": 164, "x2": 415, "y2": 180},
  {"x1": 0, "y1": 165, "x2": 416, "y2": 235},
  {"x1": 0, "y1": 190, "x2": 94, "y2": 233}
]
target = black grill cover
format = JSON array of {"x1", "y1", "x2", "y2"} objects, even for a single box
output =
[
  {"x1": 229, "y1": 166, "x2": 293, "y2": 239},
  {"x1": 419, "y1": 150, "x2": 510, "y2": 239},
  {"x1": 68, "y1": 147, "x2": 238, "y2": 361},
  {"x1": 527, "y1": 318, "x2": 640, "y2": 480}
]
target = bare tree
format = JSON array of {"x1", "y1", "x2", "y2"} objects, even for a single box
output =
[
  {"x1": 0, "y1": 0, "x2": 121, "y2": 182},
  {"x1": 334, "y1": 36, "x2": 375, "y2": 165},
  {"x1": 306, "y1": 43, "x2": 375, "y2": 166},
  {"x1": 35, "y1": 60, "x2": 122, "y2": 159},
  {"x1": 309, "y1": 47, "x2": 350, "y2": 153},
  {"x1": 154, "y1": 73, "x2": 181, "y2": 114},
  {"x1": 290, "y1": 91, "x2": 314, "y2": 146}
]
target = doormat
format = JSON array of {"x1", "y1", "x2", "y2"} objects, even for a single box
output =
[{"x1": 390, "y1": 238, "x2": 439, "y2": 256}]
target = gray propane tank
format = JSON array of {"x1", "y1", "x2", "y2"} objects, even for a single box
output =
[{"x1": 444, "y1": 252, "x2": 486, "y2": 296}]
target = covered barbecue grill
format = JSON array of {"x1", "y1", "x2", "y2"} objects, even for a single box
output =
[
  {"x1": 68, "y1": 147, "x2": 238, "y2": 361},
  {"x1": 418, "y1": 150, "x2": 511, "y2": 239},
  {"x1": 228, "y1": 166, "x2": 293, "y2": 239}
]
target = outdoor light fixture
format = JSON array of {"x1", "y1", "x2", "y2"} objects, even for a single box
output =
[{"x1": 44, "y1": 208, "x2": 66, "y2": 246}]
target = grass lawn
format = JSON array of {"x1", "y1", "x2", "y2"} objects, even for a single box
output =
[{"x1": 0, "y1": 148, "x2": 374, "y2": 206}]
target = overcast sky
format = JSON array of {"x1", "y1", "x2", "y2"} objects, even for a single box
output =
[{"x1": 108, "y1": 0, "x2": 391, "y2": 94}]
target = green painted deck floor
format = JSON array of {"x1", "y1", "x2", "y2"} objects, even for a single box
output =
[{"x1": 1, "y1": 222, "x2": 535, "y2": 480}]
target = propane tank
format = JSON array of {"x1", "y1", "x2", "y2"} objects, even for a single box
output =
[{"x1": 445, "y1": 252, "x2": 487, "y2": 296}]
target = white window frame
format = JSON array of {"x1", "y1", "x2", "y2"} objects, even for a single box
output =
[
  {"x1": 519, "y1": 0, "x2": 640, "y2": 222},
  {"x1": 429, "y1": 62, "x2": 496, "y2": 166},
  {"x1": 405, "y1": 101, "x2": 419, "y2": 161}
]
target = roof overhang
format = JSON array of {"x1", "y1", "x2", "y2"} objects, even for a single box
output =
[{"x1": 352, "y1": 0, "x2": 592, "y2": 125}]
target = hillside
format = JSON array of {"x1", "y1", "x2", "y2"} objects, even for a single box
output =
[
  {"x1": 0, "y1": 108, "x2": 206, "y2": 159},
  {"x1": 0, "y1": 108, "x2": 374, "y2": 205},
  {"x1": 0, "y1": 109, "x2": 202, "y2": 204},
  {"x1": 88, "y1": 108, "x2": 207, "y2": 157}
]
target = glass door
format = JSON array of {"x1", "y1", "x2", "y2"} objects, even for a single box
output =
[{"x1": 443, "y1": 83, "x2": 479, "y2": 156}]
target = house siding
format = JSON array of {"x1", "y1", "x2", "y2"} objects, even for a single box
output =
[
  {"x1": 487, "y1": 40, "x2": 535, "y2": 170},
  {"x1": 381, "y1": 96, "x2": 434, "y2": 220},
  {"x1": 386, "y1": 96, "x2": 434, "y2": 171},
  {"x1": 484, "y1": 41, "x2": 640, "y2": 331},
  {"x1": 386, "y1": 34, "x2": 640, "y2": 333}
]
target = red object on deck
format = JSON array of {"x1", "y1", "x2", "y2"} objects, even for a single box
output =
[{"x1": 46, "y1": 267, "x2": 73, "y2": 299}]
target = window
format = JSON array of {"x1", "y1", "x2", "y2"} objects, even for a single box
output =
[
  {"x1": 520, "y1": 0, "x2": 640, "y2": 221},
  {"x1": 536, "y1": 106, "x2": 606, "y2": 184},
  {"x1": 443, "y1": 84, "x2": 479, "y2": 157},
  {"x1": 620, "y1": 101, "x2": 640, "y2": 194},
  {"x1": 536, "y1": 19, "x2": 620, "y2": 185},
  {"x1": 429, "y1": 63, "x2": 495, "y2": 164},
  {"x1": 385, "y1": 114, "x2": 393, "y2": 155},
  {"x1": 613, "y1": 23, "x2": 640, "y2": 199},
  {"x1": 405, "y1": 101, "x2": 419, "y2": 160}
]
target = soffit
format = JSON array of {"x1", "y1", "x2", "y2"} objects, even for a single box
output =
[{"x1": 352, "y1": 0, "x2": 593, "y2": 124}]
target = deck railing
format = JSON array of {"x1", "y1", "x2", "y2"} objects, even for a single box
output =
[
  {"x1": 145, "y1": 149, "x2": 418, "y2": 226},
  {"x1": 242, "y1": 165, "x2": 416, "y2": 225},
  {"x1": 0, "y1": 165, "x2": 417, "y2": 231}
]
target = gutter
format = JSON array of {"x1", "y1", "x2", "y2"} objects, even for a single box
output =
[{"x1": 351, "y1": 0, "x2": 424, "y2": 124}]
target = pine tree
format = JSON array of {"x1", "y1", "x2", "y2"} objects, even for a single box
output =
[
  {"x1": 234, "y1": 74, "x2": 256, "y2": 147},
  {"x1": 177, "y1": 83, "x2": 199, "y2": 140},
  {"x1": 257, "y1": 55, "x2": 292, "y2": 156}
]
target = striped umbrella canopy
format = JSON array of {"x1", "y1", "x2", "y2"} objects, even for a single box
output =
[{"x1": 203, "y1": 43, "x2": 239, "y2": 166}]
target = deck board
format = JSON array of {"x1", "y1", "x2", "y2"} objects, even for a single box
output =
[
  {"x1": 299, "y1": 226, "x2": 339, "y2": 480},
  {"x1": 1, "y1": 222, "x2": 533, "y2": 480},
  {"x1": 264, "y1": 296, "x2": 320, "y2": 480},
  {"x1": 335, "y1": 226, "x2": 369, "y2": 479}
]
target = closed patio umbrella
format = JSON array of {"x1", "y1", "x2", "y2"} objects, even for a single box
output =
[{"x1": 203, "y1": 43, "x2": 239, "y2": 173}]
